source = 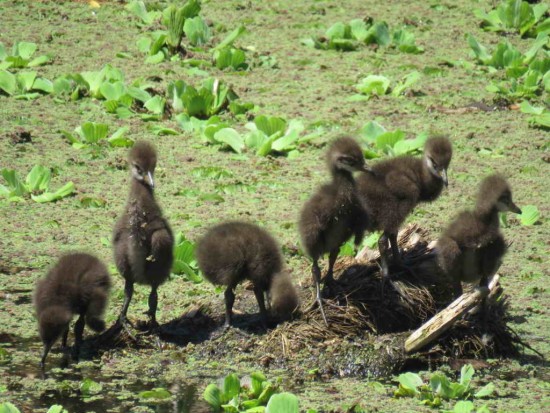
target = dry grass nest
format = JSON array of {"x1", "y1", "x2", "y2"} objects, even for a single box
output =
[{"x1": 267, "y1": 224, "x2": 528, "y2": 362}]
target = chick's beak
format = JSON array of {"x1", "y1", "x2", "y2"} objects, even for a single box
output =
[
  {"x1": 509, "y1": 201, "x2": 521, "y2": 214},
  {"x1": 361, "y1": 164, "x2": 373, "y2": 174},
  {"x1": 440, "y1": 169, "x2": 448, "y2": 187},
  {"x1": 146, "y1": 171, "x2": 154, "y2": 188}
]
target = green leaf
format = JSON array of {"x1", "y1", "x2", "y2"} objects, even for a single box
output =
[
  {"x1": 144, "y1": 95, "x2": 166, "y2": 114},
  {"x1": 519, "y1": 205, "x2": 540, "y2": 225},
  {"x1": 452, "y1": 400, "x2": 475, "y2": 413},
  {"x1": 272, "y1": 119, "x2": 304, "y2": 152},
  {"x1": 26, "y1": 165, "x2": 51, "y2": 192},
  {"x1": 184, "y1": 16, "x2": 211, "y2": 46},
  {"x1": 356, "y1": 75, "x2": 390, "y2": 96},
  {"x1": 392, "y1": 71, "x2": 421, "y2": 96},
  {"x1": 100, "y1": 81, "x2": 126, "y2": 101},
  {"x1": 250, "y1": 372, "x2": 267, "y2": 398},
  {"x1": 467, "y1": 34, "x2": 491, "y2": 64},
  {"x1": 265, "y1": 393, "x2": 299, "y2": 413},
  {"x1": 474, "y1": 383, "x2": 495, "y2": 398},
  {"x1": 460, "y1": 364, "x2": 475, "y2": 387},
  {"x1": 397, "y1": 372, "x2": 423, "y2": 394},
  {"x1": 46, "y1": 406, "x2": 67, "y2": 413},
  {"x1": 254, "y1": 115, "x2": 287, "y2": 137},
  {"x1": 223, "y1": 373, "x2": 241, "y2": 401},
  {"x1": 16, "y1": 41, "x2": 37, "y2": 60},
  {"x1": 375, "y1": 130, "x2": 405, "y2": 153},
  {"x1": 80, "y1": 378, "x2": 103, "y2": 396},
  {"x1": 108, "y1": 127, "x2": 133, "y2": 147},
  {"x1": 149, "y1": 125, "x2": 179, "y2": 136},
  {"x1": 1, "y1": 169, "x2": 28, "y2": 197},
  {"x1": 214, "y1": 128, "x2": 244, "y2": 153},
  {"x1": 139, "y1": 387, "x2": 171, "y2": 399},
  {"x1": 349, "y1": 19, "x2": 369, "y2": 42},
  {"x1": 80, "y1": 122, "x2": 109, "y2": 143},
  {"x1": 28, "y1": 54, "x2": 51, "y2": 67},
  {"x1": 215, "y1": 26, "x2": 246, "y2": 50},
  {"x1": 0, "y1": 403, "x2": 21, "y2": 413},
  {"x1": 16, "y1": 71, "x2": 37, "y2": 92},
  {"x1": 203, "y1": 383, "x2": 222, "y2": 409},
  {"x1": 0, "y1": 70, "x2": 17, "y2": 95},
  {"x1": 519, "y1": 100, "x2": 544, "y2": 115},
  {"x1": 32, "y1": 182, "x2": 75, "y2": 203},
  {"x1": 32, "y1": 77, "x2": 54, "y2": 94}
]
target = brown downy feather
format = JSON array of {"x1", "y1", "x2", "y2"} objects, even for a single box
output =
[
  {"x1": 196, "y1": 221, "x2": 299, "y2": 327},
  {"x1": 357, "y1": 136, "x2": 452, "y2": 235},
  {"x1": 113, "y1": 140, "x2": 173, "y2": 325},
  {"x1": 33, "y1": 252, "x2": 111, "y2": 366},
  {"x1": 268, "y1": 271, "x2": 300, "y2": 322},
  {"x1": 437, "y1": 174, "x2": 521, "y2": 296}
]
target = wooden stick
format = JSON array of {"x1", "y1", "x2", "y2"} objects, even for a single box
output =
[
  {"x1": 405, "y1": 285, "x2": 490, "y2": 353},
  {"x1": 469, "y1": 274, "x2": 501, "y2": 315}
]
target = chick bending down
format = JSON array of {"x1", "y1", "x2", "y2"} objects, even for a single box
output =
[{"x1": 196, "y1": 221, "x2": 300, "y2": 329}]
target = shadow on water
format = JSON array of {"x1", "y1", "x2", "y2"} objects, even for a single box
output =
[{"x1": 2, "y1": 328, "x2": 213, "y2": 412}]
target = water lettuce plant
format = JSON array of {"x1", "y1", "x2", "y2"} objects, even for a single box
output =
[
  {"x1": 0, "y1": 41, "x2": 52, "y2": 69},
  {"x1": 0, "y1": 70, "x2": 53, "y2": 99},
  {"x1": 214, "y1": 47, "x2": 248, "y2": 70},
  {"x1": 172, "y1": 232, "x2": 202, "y2": 283},
  {"x1": 303, "y1": 19, "x2": 423, "y2": 53},
  {"x1": 0, "y1": 166, "x2": 75, "y2": 203},
  {"x1": 61, "y1": 121, "x2": 133, "y2": 156},
  {"x1": 358, "y1": 121, "x2": 428, "y2": 158},
  {"x1": 467, "y1": 33, "x2": 547, "y2": 73},
  {"x1": 168, "y1": 77, "x2": 240, "y2": 118},
  {"x1": 351, "y1": 71, "x2": 421, "y2": 100},
  {"x1": 394, "y1": 365, "x2": 495, "y2": 408},
  {"x1": 203, "y1": 372, "x2": 299, "y2": 412},
  {"x1": 467, "y1": 33, "x2": 549, "y2": 101},
  {"x1": 519, "y1": 101, "x2": 550, "y2": 128},
  {"x1": 474, "y1": 0, "x2": 549, "y2": 37},
  {"x1": 125, "y1": 0, "x2": 162, "y2": 26},
  {"x1": 518, "y1": 205, "x2": 540, "y2": 226},
  {"x1": 0, "y1": 404, "x2": 67, "y2": 413},
  {"x1": 133, "y1": 1, "x2": 208, "y2": 63}
]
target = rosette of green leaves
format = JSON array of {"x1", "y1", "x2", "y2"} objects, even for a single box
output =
[
  {"x1": 0, "y1": 41, "x2": 51, "y2": 70},
  {"x1": 0, "y1": 70, "x2": 53, "y2": 99},
  {"x1": 474, "y1": 0, "x2": 549, "y2": 37},
  {"x1": 168, "y1": 77, "x2": 238, "y2": 118},
  {"x1": 61, "y1": 121, "x2": 132, "y2": 156},
  {"x1": 0, "y1": 166, "x2": 74, "y2": 203},
  {"x1": 171, "y1": 232, "x2": 202, "y2": 283},
  {"x1": 359, "y1": 121, "x2": 428, "y2": 158}
]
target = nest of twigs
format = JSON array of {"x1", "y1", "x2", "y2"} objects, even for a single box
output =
[{"x1": 266, "y1": 224, "x2": 527, "y2": 367}]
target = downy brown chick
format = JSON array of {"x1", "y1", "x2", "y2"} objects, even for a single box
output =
[
  {"x1": 437, "y1": 174, "x2": 521, "y2": 297},
  {"x1": 113, "y1": 141, "x2": 174, "y2": 329},
  {"x1": 196, "y1": 221, "x2": 300, "y2": 328},
  {"x1": 34, "y1": 252, "x2": 111, "y2": 367},
  {"x1": 357, "y1": 136, "x2": 452, "y2": 280},
  {"x1": 299, "y1": 136, "x2": 371, "y2": 324}
]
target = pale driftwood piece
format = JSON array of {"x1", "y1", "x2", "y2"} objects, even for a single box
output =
[
  {"x1": 355, "y1": 223, "x2": 426, "y2": 262},
  {"x1": 469, "y1": 274, "x2": 501, "y2": 315},
  {"x1": 405, "y1": 285, "x2": 490, "y2": 353}
]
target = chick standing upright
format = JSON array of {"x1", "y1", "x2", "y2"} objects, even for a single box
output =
[
  {"x1": 357, "y1": 136, "x2": 452, "y2": 280},
  {"x1": 299, "y1": 136, "x2": 371, "y2": 324},
  {"x1": 196, "y1": 221, "x2": 300, "y2": 328},
  {"x1": 34, "y1": 252, "x2": 111, "y2": 367},
  {"x1": 437, "y1": 174, "x2": 521, "y2": 297},
  {"x1": 113, "y1": 141, "x2": 174, "y2": 329}
]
